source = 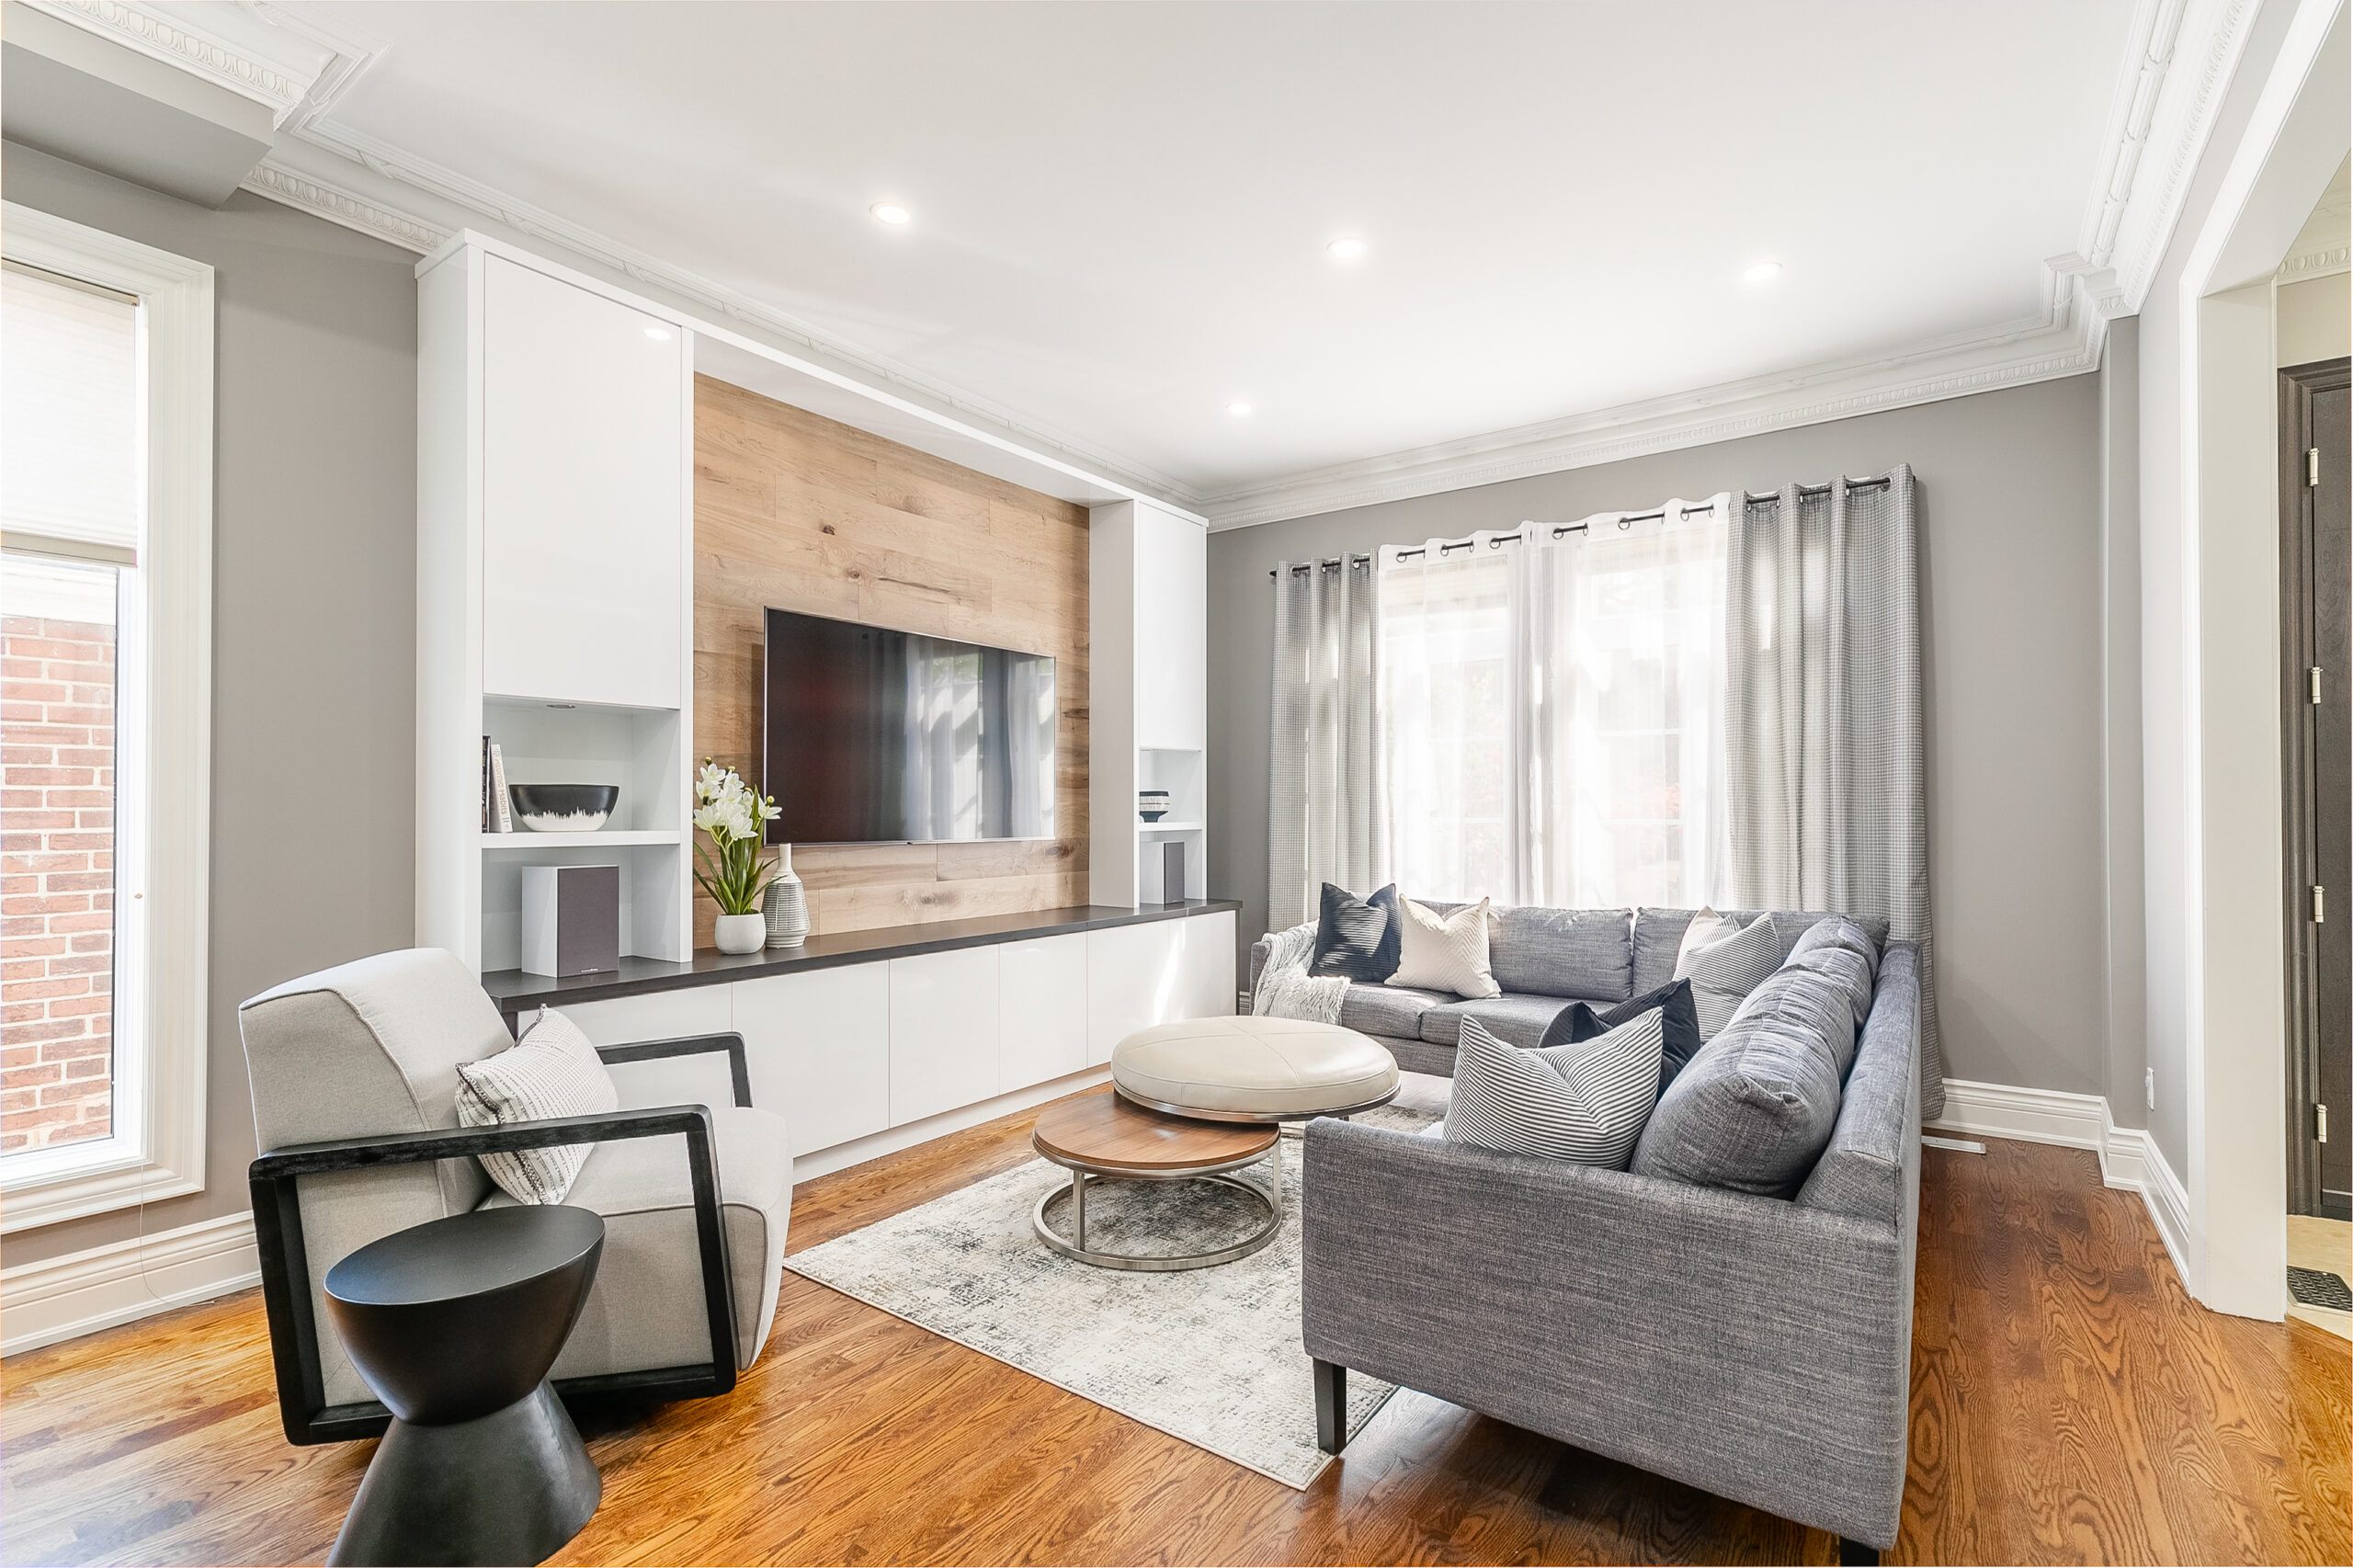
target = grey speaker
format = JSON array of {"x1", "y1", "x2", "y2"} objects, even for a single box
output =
[
  {"x1": 519, "y1": 865, "x2": 620, "y2": 977},
  {"x1": 1162, "y1": 841, "x2": 1187, "y2": 906}
]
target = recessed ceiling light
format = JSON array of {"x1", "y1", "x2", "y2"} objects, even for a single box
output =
[
  {"x1": 1743, "y1": 260, "x2": 1784, "y2": 283},
  {"x1": 1327, "y1": 236, "x2": 1369, "y2": 262},
  {"x1": 870, "y1": 201, "x2": 912, "y2": 226},
  {"x1": 1227, "y1": 402, "x2": 1253, "y2": 417},
  {"x1": 643, "y1": 325, "x2": 673, "y2": 341}
]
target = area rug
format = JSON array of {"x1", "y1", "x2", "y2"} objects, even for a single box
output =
[{"x1": 786, "y1": 1098, "x2": 1440, "y2": 1488}]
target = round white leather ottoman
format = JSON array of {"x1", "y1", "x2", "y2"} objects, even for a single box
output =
[{"x1": 1111, "y1": 1016, "x2": 1399, "y2": 1123}]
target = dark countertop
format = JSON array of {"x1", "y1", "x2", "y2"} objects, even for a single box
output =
[{"x1": 482, "y1": 899, "x2": 1244, "y2": 1017}]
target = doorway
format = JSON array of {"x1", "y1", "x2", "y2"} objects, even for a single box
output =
[{"x1": 2283, "y1": 354, "x2": 2351, "y2": 1221}]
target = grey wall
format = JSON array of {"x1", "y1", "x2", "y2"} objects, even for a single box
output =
[
  {"x1": 2099, "y1": 318, "x2": 2151, "y2": 1130},
  {"x1": 5, "y1": 142, "x2": 417, "y2": 1266},
  {"x1": 1207, "y1": 374, "x2": 2112, "y2": 1102}
]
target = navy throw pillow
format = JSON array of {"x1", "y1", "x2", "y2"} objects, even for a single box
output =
[
  {"x1": 1539, "y1": 977, "x2": 1703, "y2": 1096},
  {"x1": 1311, "y1": 882, "x2": 1401, "y2": 982}
]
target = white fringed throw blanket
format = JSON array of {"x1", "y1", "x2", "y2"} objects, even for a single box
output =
[{"x1": 1250, "y1": 922, "x2": 1347, "y2": 1024}]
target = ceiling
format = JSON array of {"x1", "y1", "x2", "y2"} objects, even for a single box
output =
[{"x1": 27, "y1": 1, "x2": 2162, "y2": 520}]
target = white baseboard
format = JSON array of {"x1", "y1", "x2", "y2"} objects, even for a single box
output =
[
  {"x1": 1928, "y1": 1077, "x2": 2191, "y2": 1287},
  {"x1": 1, "y1": 1210, "x2": 259, "y2": 1356},
  {"x1": 790, "y1": 1066, "x2": 1111, "y2": 1181}
]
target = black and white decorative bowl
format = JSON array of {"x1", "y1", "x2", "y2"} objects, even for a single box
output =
[
  {"x1": 510, "y1": 784, "x2": 620, "y2": 833},
  {"x1": 1138, "y1": 790, "x2": 1171, "y2": 823}
]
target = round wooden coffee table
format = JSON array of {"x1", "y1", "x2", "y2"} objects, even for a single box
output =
[{"x1": 1030, "y1": 1089, "x2": 1281, "y2": 1271}]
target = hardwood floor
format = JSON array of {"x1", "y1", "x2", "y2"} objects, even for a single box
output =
[{"x1": 4, "y1": 1109, "x2": 2347, "y2": 1566}]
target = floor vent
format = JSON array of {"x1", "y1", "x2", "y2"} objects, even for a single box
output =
[{"x1": 2288, "y1": 1266, "x2": 2353, "y2": 1312}]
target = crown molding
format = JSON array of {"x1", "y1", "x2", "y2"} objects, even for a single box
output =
[
  {"x1": 2277, "y1": 244, "x2": 2350, "y2": 279},
  {"x1": 2104, "y1": 0, "x2": 2265, "y2": 313},
  {"x1": 240, "y1": 159, "x2": 448, "y2": 254},
  {"x1": 1199, "y1": 303, "x2": 2106, "y2": 529},
  {"x1": 22, "y1": 0, "x2": 322, "y2": 124}
]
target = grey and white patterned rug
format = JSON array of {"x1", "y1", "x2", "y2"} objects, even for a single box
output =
[{"x1": 787, "y1": 1095, "x2": 1442, "y2": 1489}]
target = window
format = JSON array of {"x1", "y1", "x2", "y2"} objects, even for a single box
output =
[
  {"x1": 1380, "y1": 505, "x2": 1728, "y2": 911},
  {"x1": 1, "y1": 205, "x2": 211, "y2": 1231}
]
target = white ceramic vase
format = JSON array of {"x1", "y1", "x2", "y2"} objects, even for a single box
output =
[
  {"x1": 714, "y1": 912, "x2": 766, "y2": 955},
  {"x1": 762, "y1": 845, "x2": 810, "y2": 949}
]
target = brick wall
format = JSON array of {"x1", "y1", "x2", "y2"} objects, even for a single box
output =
[{"x1": 2, "y1": 612, "x2": 116, "y2": 1153}]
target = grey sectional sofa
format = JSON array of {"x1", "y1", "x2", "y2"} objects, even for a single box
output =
[{"x1": 1267, "y1": 905, "x2": 1921, "y2": 1559}]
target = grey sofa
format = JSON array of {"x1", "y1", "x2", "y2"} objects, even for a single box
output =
[{"x1": 1281, "y1": 908, "x2": 1920, "y2": 1559}]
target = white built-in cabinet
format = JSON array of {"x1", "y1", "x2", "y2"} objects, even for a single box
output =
[
  {"x1": 549, "y1": 911, "x2": 1235, "y2": 1165},
  {"x1": 416, "y1": 234, "x2": 696, "y2": 973},
  {"x1": 480, "y1": 256, "x2": 685, "y2": 710},
  {"x1": 1090, "y1": 499, "x2": 1210, "y2": 906}
]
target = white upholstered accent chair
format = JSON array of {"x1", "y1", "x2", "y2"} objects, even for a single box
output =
[{"x1": 239, "y1": 948, "x2": 790, "y2": 1445}]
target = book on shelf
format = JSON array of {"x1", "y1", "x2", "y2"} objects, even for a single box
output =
[
  {"x1": 489, "y1": 743, "x2": 513, "y2": 833},
  {"x1": 481, "y1": 736, "x2": 492, "y2": 831}
]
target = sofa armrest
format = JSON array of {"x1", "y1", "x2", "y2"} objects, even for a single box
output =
[
  {"x1": 248, "y1": 1103, "x2": 739, "y2": 1445},
  {"x1": 1302, "y1": 1119, "x2": 1910, "y2": 1547},
  {"x1": 596, "y1": 1031, "x2": 752, "y2": 1108}
]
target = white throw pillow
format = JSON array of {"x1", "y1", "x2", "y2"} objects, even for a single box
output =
[
  {"x1": 1386, "y1": 896, "x2": 1501, "y2": 999},
  {"x1": 1673, "y1": 912, "x2": 1786, "y2": 1040},
  {"x1": 1443, "y1": 1015, "x2": 1664, "y2": 1167},
  {"x1": 455, "y1": 1006, "x2": 620, "y2": 1205}
]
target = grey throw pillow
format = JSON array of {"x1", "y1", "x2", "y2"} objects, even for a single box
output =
[
  {"x1": 1631, "y1": 915, "x2": 1882, "y2": 1197},
  {"x1": 455, "y1": 1006, "x2": 619, "y2": 1204},
  {"x1": 1443, "y1": 1014, "x2": 1663, "y2": 1168}
]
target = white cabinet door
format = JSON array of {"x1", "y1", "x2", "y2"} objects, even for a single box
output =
[
  {"x1": 1178, "y1": 910, "x2": 1238, "y2": 1018},
  {"x1": 996, "y1": 934, "x2": 1086, "y2": 1092},
  {"x1": 1131, "y1": 505, "x2": 1205, "y2": 750},
  {"x1": 482, "y1": 256, "x2": 683, "y2": 710},
  {"x1": 732, "y1": 966, "x2": 890, "y2": 1157},
  {"x1": 550, "y1": 986, "x2": 734, "y2": 1110},
  {"x1": 1084, "y1": 919, "x2": 1186, "y2": 1064},
  {"x1": 889, "y1": 948, "x2": 1001, "y2": 1126}
]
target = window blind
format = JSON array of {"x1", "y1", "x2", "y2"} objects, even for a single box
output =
[{"x1": 2, "y1": 261, "x2": 139, "y2": 562}]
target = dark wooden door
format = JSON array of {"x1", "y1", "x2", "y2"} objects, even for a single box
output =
[{"x1": 2285, "y1": 358, "x2": 2351, "y2": 1220}]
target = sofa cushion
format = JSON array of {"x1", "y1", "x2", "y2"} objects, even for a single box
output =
[
  {"x1": 1418, "y1": 991, "x2": 1583, "y2": 1048},
  {"x1": 1442, "y1": 1016, "x2": 1663, "y2": 1167},
  {"x1": 1340, "y1": 980, "x2": 1449, "y2": 1040},
  {"x1": 454, "y1": 1006, "x2": 620, "y2": 1205},
  {"x1": 1631, "y1": 907, "x2": 1703, "y2": 994},
  {"x1": 1311, "y1": 881, "x2": 1401, "y2": 983},
  {"x1": 1492, "y1": 905, "x2": 1633, "y2": 1001},
  {"x1": 1540, "y1": 978, "x2": 1704, "y2": 1096},
  {"x1": 1631, "y1": 916, "x2": 1881, "y2": 1197}
]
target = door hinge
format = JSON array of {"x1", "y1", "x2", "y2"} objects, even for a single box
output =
[
  {"x1": 2313, "y1": 666, "x2": 2325, "y2": 704},
  {"x1": 2314, "y1": 884, "x2": 2326, "y2": 924},
  {"x1": 2310, "y1": 447, "x2": 2322, "y2": 487},
  {"x1": 2320, "y1": 1103, "x2": 2330, "y2": 1145}
]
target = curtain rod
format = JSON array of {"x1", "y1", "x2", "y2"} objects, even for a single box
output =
[{"x1": 1267, "y1": 475, "x2": 1893, "y2": 576}]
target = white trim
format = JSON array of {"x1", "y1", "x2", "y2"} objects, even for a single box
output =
[
  {"x1": 21, "y1": 0, "x2": 312, "y2": 120},
  {"x1": 2277, "y1": 244, "x2": 2351, "y2": 279},
  {"x1": 241, "y1": 162, "x2": 448, "y2": 255},
  {"x1": 0, "y1": 1210, "x2": 257, "y2": 1355},
  {"x1": 1, "y1": 205, "x2": 213, "y2": 1234},
  {"x1": 790, "y1": 1067, "x2": 1110, "y2": 1183},
  {"x1": 1927, "y1": 1077, "x2": 2193, "y2": 1290}
]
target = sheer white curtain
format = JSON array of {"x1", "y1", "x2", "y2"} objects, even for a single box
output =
[{"x1": 1380, "y1": 498, "x2": 1730, "y2": 910}]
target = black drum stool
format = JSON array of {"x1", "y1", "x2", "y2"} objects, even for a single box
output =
[{"x1": 322, "y1": 1205, "x2": 606, "y2": 1566}]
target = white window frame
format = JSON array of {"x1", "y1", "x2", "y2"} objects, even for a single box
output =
[{"x1": 2, "y1": 203, "x2": 212, "y2": 1233}]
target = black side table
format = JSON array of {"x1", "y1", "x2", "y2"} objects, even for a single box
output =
[{"x1": 323, "y1": 1205, "x2": 607, "y2": 1567}]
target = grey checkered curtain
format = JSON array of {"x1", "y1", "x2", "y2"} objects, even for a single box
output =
[
  {"x1": 1725, "y1": 465, "x2": 1943, "y2": 1115},
  {"x1": 1267, "y1": 557, "x2": 1386, "y2": 932}
]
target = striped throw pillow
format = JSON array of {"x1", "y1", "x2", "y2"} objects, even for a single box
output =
[
  {"x1": 455, "y1": 1006, "x2": 619, "y2": 1204},
  {"x1": 1674, "y1": 913, "x2": 1785, "y2": 1040},
  {"x1": 1443, "y1": 1014, "x2": 1664, "y2": 1167}
]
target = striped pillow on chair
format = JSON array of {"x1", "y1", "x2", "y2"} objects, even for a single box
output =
[{"x1": 1442, "y1": 1013, "x2": 1664, "y2": 1167}]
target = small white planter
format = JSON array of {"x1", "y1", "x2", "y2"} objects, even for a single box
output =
[{"x1": 714, "y1": 913, "x2": 767, "y2": 955}]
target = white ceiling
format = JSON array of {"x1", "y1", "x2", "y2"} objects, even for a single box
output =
[{"x1": 276, "y1": 1, "x2": 2134, "y2": 502}]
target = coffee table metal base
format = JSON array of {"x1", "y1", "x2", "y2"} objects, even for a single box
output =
[{"x1": 1031, "y1": 1141, "x2": 1281, "y2": 1272}]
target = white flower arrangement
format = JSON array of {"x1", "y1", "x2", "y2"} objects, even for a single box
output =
[{"x1": 691, "y1": 760, "x2": 784, "y2": 916}]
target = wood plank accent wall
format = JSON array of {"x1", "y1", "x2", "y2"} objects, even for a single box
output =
[{"x1": 692, "y1": 375, "x2": 1089, "y2": 943}]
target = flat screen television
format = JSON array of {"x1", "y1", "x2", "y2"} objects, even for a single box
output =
[{"x1": 761, "y1": 607, "x2": 1057, "y2": 845}]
